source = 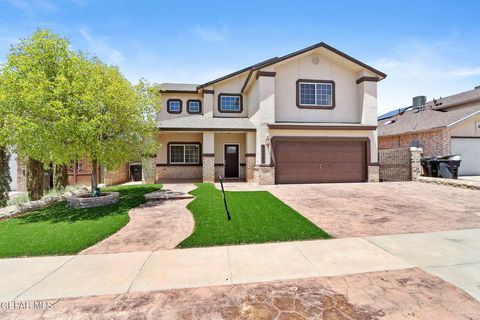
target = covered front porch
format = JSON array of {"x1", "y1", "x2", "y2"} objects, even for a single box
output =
[{"x1": 155, "y1": 131, "x2": 256, "y2": 183}]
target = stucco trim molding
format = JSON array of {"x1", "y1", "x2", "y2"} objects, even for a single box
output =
[
  {"x1": 268, "y1": 124, "x2": 377, "y2": 130},
  {"x1": 356, "y1": 76, "x2": 379, "y2": 84},
  {"x1": 256, "y1": 71, "x2": 276, "y2": 79},
  {"x1": 159, "y1": 127, "x2": 256, "y2": 132}
]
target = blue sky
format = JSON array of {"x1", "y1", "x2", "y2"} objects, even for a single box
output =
[{"x1": 1, "y1": 0, "x2": 479, "y2": 115}]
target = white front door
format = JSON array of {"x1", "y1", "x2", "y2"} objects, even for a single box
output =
[{"x1": 451, "y1": 137, "x2": 480, "y2": 175}]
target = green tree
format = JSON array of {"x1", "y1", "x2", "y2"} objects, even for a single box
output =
[
  {"x1": 0, "y1": 30, "x2": 80, "y2": 199},
  {"x1": 71, "y1": 57, "x2": 161, "y2": 191},
  {"x1": 0, "y1": 30, "x2": 161, "y2": 196}
]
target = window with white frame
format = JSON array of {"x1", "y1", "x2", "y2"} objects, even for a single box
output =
[
  {"x1": 298, "y1": 81, "x2": 334, "y2": 108},
  {"x1": 169, "y1": 144, "x2": 200, "y2": 164},
  {"x1": 219, "y1": 94, "x2": 242, "y2": 112},
  {"x1": 187, "y1": 100, "x2": 201, "y2": 113},
  {"x1": 167, "y1": 99, "x2": 182, "y2": 113}
]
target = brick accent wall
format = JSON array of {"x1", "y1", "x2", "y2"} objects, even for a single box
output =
[
  {"x1": 156, "y1": 165, "x2": 202, "y2": 181},
  {"x1": 246, "y1": 155, "x2": 255, "y2": 182},
  {"x1": 367, "y1": 165, "x2": 379, "y2": 182},
  {"x1": 142, "y1": 158, "x2": 156, "y2": 184},
  {"x1": 16, "y1": 159, "x2": 26, "y2": 192},
  {"x1": 379, "y1": 128, "x2": 451, "y2": 157},
  {"x1": 202, "y1": 156, "x2": 215, "y2": 182},
  {"x1": 379, "y1": 147, "x2": 423, "y2": 181},
  {"x1": 104, "y1": 164, "x2": 129, "y2": 186},
  {"x1": 214, "y1": 165, "x2": 246, "y2": 181},
  {"x1": 254, "y1": 166, "x2": 275, "y2": 185}
]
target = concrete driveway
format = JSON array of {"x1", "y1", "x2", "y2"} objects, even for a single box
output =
[{"x1": 265, "y1": 181, "x2": 480, "y2": 238}]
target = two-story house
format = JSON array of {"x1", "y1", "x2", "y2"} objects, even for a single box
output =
[{"x1": 156, "y1": 42, "x2": 386, "y2": 184}]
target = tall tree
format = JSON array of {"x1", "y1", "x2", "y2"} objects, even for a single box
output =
[
  {"x1": 71, "y1": 58, "x2": 161, "y2": 191},
  {"x1": 0, "y1": 30, "x2": 161, "y2": 196},
  {"x1": 0, "y1": 30, "x2": 79, "y2": 199}
]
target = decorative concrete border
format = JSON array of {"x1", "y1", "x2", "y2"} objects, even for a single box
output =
[
  {"x1": 416, "y1": 176, "x2": 480, "y2": 190},
  {"x1": 67, "y1": 192, "x2": 120, "y2": 209}
]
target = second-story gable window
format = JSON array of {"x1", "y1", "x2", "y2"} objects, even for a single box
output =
[
  {"x1": 167, "y1": 99, "x2": 182, "y2": 114},
  {"x1": 218, "y1": 94, "x2": 242, "y2": 113},
  {"x1": 187, "y1": 100, "x2": 202, "y2": 114},
  {"x1": 297, "y1": 79, "x2": 335, "y2": 109}
]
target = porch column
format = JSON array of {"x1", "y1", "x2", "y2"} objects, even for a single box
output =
[
  {"x1": 245, "y1": 132, "x2": 256, "y2": 182},
  {"x1": 202, "y1": 131, "x2": 215, "y2": 182}
]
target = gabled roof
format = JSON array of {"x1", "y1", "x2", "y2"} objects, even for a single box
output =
[
  {"x1": 427, "y1": 87, "x2": 480, "y2": 110},
  {"x1": 159, "y1": 83, "x2": 199, "y2": 93},
  {"x1": 196, "y1": 57, "x2": 279, "y2": 89},
  {"x1": 197, "y1": 42, "x2": 386, "y2": 89},
  {"x1": 157, "y1": 115, "x2": 256, "y2": 131},
  {"x1": 378, "y1": 104, "x2": 480, "y2": 136}
]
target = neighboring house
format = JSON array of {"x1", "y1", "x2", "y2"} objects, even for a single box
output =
[
  {"x1": 378, "y1": 87, "x2": 480, "y2": 176},
  {"x1": 157, "y1": 42, "x2": 386, "y2": 184}
]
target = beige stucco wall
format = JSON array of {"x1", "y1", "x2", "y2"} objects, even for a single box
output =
[
  {"x1": 156, "y1": 132, "x2": 202, "y2": 164},
  {"x1": 451, "y1": 114, "x2": 480, "y2": 136},
  {"x1": 211, "y1": 73, "x2": 249, "y2": 118},
  {"x1": 269, "y1": 129, "x2": 378, "y2": 163},
  {"x1": 273, "y1": 51, "x2": 361, "y2": 123},
  {"x1": 158, "y1": 92, "x2": 202, "y2": 120},
  {"x1": 214, "y1": 133, "x2": 246, "y2": 164}
]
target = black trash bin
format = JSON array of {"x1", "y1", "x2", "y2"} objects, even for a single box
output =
[
  {"x1": 438, "y1": 155, "x2": 461, "y2": 179},
  {"x1": 421, "y1": 157, "x2": 439, "y2": 177},
  {"x1": 130, "y1": 164, "x2": 143, "y2": 181}
]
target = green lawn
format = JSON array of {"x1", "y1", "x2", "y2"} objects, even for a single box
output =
[
  {"x1": 178, "y1": 183, "x2": 331, "y2": 248},
  {"x1": 0, "y1": 184, "x2": 161, "y2": 258}
]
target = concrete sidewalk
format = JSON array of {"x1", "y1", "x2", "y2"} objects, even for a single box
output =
[{"x1": 0, "y1": 228, "x2": 479, "y2": 302}]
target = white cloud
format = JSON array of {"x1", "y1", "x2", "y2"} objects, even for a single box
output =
[
  {"x1": 192, "y1": 25, "x2": 227, "y2": 42},
  {"x1": 79, "y1": 28, "x2": 124, "y2": 65},
  {"x1": 375, "y1": 39, "x2": 480, "y2": 114}
]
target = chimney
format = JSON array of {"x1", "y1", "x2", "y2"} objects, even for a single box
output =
[{"x1": 412, "y1": 95, "x2": 427, "y2": 111}]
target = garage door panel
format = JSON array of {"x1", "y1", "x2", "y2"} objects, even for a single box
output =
[
  {"x1": 451, "y1": 138, "x2": 480, "y2": 176},
  {"x1": 274, "y1": 139, "x2": 367, "y2": 184}
]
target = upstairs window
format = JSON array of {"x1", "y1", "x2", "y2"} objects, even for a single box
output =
[
  {"x1": 167, "y1": 99, "x2": 182, "y2": 113},
  {"x1": 219, "y1": 94, "x2": 242, "y2": 112},
  {"x1": 297, "y1": 80, "x2": 335, "y2": 108},
  {"x1": 169, "y1": 143, "x2": 200, "y2": 164},
  {"x1": 187, "y1": 100, "x2": 202, "y2": 114}
]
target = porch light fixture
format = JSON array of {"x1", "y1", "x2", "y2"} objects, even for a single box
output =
[{"x1": 265, "y1": 136, "x2": 271, "y2": 147}]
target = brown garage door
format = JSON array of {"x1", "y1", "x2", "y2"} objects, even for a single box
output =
[{"x1": 273, "y1": 139, "x2": 367, "y2": 184}]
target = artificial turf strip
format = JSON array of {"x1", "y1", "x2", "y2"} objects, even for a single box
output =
[
  {"x1": 177, "y1": 183, "x2": 331, "y2": 248},
  {"x1": 0, "y1": 184, "x2": 161, "y2": 258}
]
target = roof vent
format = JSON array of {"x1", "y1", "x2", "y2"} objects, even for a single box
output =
[
  {"x1": 475, "y1": 85, "x2": 480, "y2": 90},
  {"x1": 412, "y1": 95, "x2": 427, "y2": 111}
]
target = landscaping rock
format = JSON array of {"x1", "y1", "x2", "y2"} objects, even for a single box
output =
[
  {"x1": 67, "y1": 192, "x2": 120, "y2": 209},
  {"x1": 416, "y1": 176, "x2": 480, "y2": 190},
  {"x1": 144, "y1": 189, "x2": 194, "y2": 201},
  {"x1": 0, "y1": 188, "x2": 89, "y2": 221}
]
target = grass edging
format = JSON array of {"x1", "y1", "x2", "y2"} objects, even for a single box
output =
[
  {"x1": 0, "y1": 184, "x2": 161, "y2": 258},
  {"x1": 177, "y1": 183, "x2": 331, "y2": 248}
]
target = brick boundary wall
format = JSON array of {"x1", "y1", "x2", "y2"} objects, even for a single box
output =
[
  {"x1": 378, "y1": 128, "x2": 451, "y2": 158},
  {"x1": 379, "y1": 147, "x2": 423, "y2": 181}
]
